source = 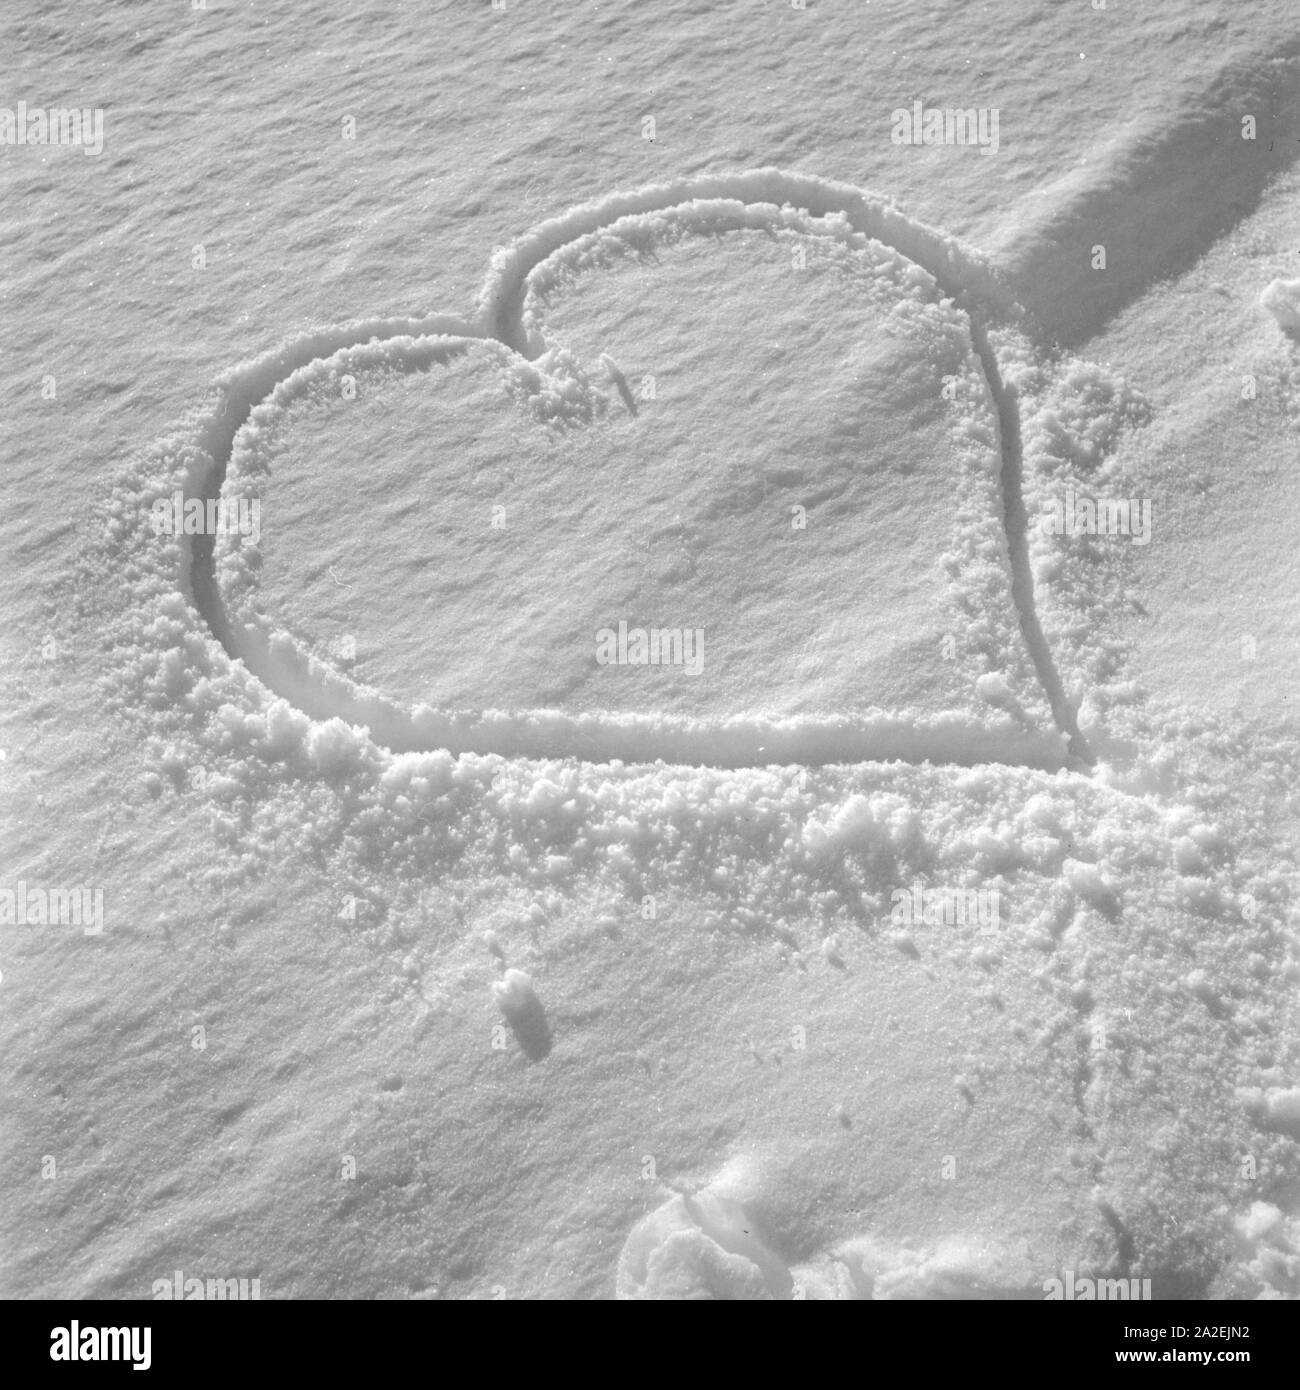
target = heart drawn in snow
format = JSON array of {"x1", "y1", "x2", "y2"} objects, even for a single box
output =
[{"x1": 187, "y1": 171, "x2": 1089, "y2": 772}]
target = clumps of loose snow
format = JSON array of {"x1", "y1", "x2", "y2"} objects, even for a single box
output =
[
  {"x1": 499, "y1": 344, "x2": 606, "y2": 426},
  {"x1": 815, "y1": 1234, "x2": 1039, "y2": 1300},
  {"x1": 801, "y1": 792, "x2": 920, "y2": 860},
  {"x1": 1236, "y1": 1083, "x2": 1300, "y2": 1134},
  {"x1": 1261, "y1": 278, "x2": 1300, "y2": 336},
  {"x1": 491, "y1": 966, "x2": 536, "y2": 1016},
  {"x1": 1062, "y1": 857, "x2": 1119, "y2": 917},
  {"x1": 1012, "y1": 347, "x2": 1153, "y2": 744},
  {"x1": 617, "y1": 1164, "x2": 1038, "y2": 1299},
  {"x1": 1224, "y1": 1201, "x2": 1300, "y2": 1299},
  {"x1": 491, "y1": 967, "x2": 551, "y2": 1060},
  {"x1": 975, "y1": 671, "x2": 1019, "y2": 713},
  {"x1": 102, "y1": 491, "x2": 1300, "y2": 1296},
  {"x1": 617, "y1": 1184, "x2": 794, "y2": 1299}
]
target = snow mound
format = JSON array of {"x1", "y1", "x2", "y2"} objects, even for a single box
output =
[
  {"x1": 617, "y1": 1170, "x2": 1038, "y2": 1300},
  {"x1": 1261, "y1": 277, "x2": 1300, "y2": 334}
]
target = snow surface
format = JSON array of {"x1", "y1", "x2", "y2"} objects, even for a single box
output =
[{"x1": 4, "y1": 0, "x2": 1300, "y2": 1301}]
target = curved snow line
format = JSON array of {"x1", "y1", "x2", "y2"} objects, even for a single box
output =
[
  {"x1": 970, "y1": 321, "x2": 1092, "y2": 766},
  {"x1": 184, "y1": 169, "x2": 1088, "y2": 771},
  {"x1": 185, "y1": 314, "x2": 481, "y2": 642},
  {"x1": 476, "y1": 168, "x2": 1018, "y2": 353}
]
